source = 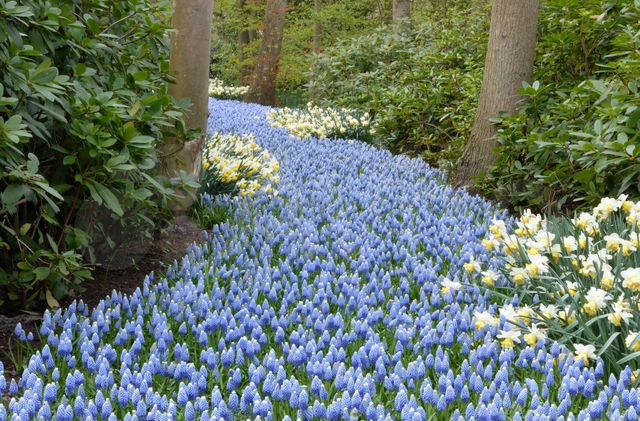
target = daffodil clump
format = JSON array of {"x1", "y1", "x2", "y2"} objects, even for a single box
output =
[
  {"x1": 266, "y1": 103, "x2": 372, "y2": 142},
  {"x1": 208, "y1": 78, "x2": 249, "y2": 99},
  {"x1": 201, "y1": 132, "x2": 279, "y2": 197},
  {"x1": 479, "y1": 195, "x2": 640, "y2": 373}
]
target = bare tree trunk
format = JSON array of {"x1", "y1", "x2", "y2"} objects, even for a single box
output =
[
  {"x1": 163, "y1": 0, "x2": 214, "y2": 212},
  {"x1": 237, "y1": 0, "x2": 252, "y2": 81},
  {"x1": 454, "y1": 0, "x2": 539, "y2": 187},
  {"x1": 392, "y1": 0, "x2": 411, "y2": 22},
  {"x1": 313, "y1": 0, "x2": 322, "y2": 53},
  {"x1": 246, "y1": 0, "x2": 287, "y2": 106}
]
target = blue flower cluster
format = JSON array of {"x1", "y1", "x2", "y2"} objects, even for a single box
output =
[{"x1": 1, "y1": 99, "x2": 639, "y2": 420}]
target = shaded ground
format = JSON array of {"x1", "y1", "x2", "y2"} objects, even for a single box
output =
[{"x1": 0, "y1": 216, "x2": 204, "y2": 378}]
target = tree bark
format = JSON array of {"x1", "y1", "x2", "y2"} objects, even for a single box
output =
[
  {"x1": 246, "y1": 0, "x2": 287, "y2": 106},
  {"x1": 392, "y1": 0, "x2": 411, "y2": 23},
  {"x1": 454, "y1": 0, "x2": 539, "y2": 187},
  {"x1": 313, "y1": 0, "x2": 322, "y2": 53},
  {"x1": 237, "y1": 0, "x2": 251, "y2": 80},
  {"x1": 163, "y1": 0, "x2": 214, "y2": 212}
]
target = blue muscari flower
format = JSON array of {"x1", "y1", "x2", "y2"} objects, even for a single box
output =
[
  {"x1": 56, "y1": 403, "x2": 73, "y2": 421},
  {"x1": 178, "y1": 384, "x2": 189, "y2": 407},
  {"x1": 516, "y1": 388, "x2": 528, "y2": 407},
  {"x1": 185, "y1": 402, "x2": 196, "y2": 421},
  {"x1": 14, "y1": 324, "x2": 26, "y2": 342},
  {"x1": 101, "y1": 399, "x2": 113, "y2": 420},
  {"x1": 229, "y1": 391, "x2": 239, "y2": 412},
  {"x1": 74, "y1": 395, "x2": 85, "y2": 417},
  {"x1": 395, "y1": 388, "x2": 408, "y2": 412},
  {"x1": 299, "y1": 388, "x2": 309, "y2": 410}
]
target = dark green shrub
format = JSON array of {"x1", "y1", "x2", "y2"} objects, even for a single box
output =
[
  {"x1": 306, "y1": 3, "x2": 489, "y2": 171},
  {"x1": 485, "y1": 1, "x2": 640, "y2": 213},
  {"x1": 0, "y1": 0, "x2": 193, "y2": 312}
]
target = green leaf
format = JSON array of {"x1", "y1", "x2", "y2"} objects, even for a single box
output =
[
  {"x1": 92, "y1": 182, "x2": 124, "y2": 216},
  {"x1": 34, "y1": 267, "x2": 51, "y2": 281},
  {"x1": 32, "y1": 101, "x2": 67, "y2": 123},
  {"x1": 596, "y1": 332, "x2": 620, "y2": 356},
  {"x1": 618, "y1": 351, "x2": 640, "y2": 365},
  {"x1": 26, "y1": 153, "x2": 39, "y2": 173},
  {"x1": 133, "y1": 71, "x2": 149, "y2": 82},
  {"x1": 2, "y1": 184, "x2": 29, "y2": 208},
  {"x1": 33, "y1": 181, "x2": 64, "y2": 201},
  {"x1": 128, "y1": 135, "x2": 155, "y2": 148}
]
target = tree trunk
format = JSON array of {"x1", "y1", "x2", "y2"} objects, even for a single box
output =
[
  {"x1": 313, "y1": 0, "x2": 322, "y2": 53},
  {"x1": 454, "y1": 0, "x2": 539, "y2": 187},
  {"x1": 237, "y1": 0, "x2": 251, "y2": 81},
  {"x1": 163, "y1": 0, "x2": 214, "y2": 213},
  {"x1": 392, "y1": 0, "x2": 411, "y2": 22},
  {"x1": 246, "y1": 0, "x2": 287, "y2": 106}
]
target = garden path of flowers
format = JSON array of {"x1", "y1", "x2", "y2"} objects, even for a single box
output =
[{"x1": 1, "y1": 100, "x2": 639, "y2": 421}]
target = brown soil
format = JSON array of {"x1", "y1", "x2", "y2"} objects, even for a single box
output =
[{"x1": 0, "y1": 216, "x2": 205, "y2": 379}]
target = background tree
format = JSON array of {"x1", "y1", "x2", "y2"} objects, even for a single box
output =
[
  {"x1": 392, "y1": 0, "x2": 411, "y2": 22},
  {"x1": 236, "y1": 0, "x2": 258, "y2": 81},
  {"x1": 453, "y1": 0, "x2": 539, "y2": 187},
  {"x1": 314, "y1": 0, "x2": 322, "y2": 52},
  {"x1": 247, "y1": 0, "x2": 288, "y2": 106},
  {"x1": 164, "y1": 0, "x2": 215, "y2": 212}
]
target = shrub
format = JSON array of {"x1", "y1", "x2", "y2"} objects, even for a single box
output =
[
  {"x1": 485, "y1": 0, "x2": 640, "y2": 212},
  {"x1": 0, "y1": 0, "x2": 193, "y2": 313},
  {"x1": 479, "y1": 195, "x2": 640, "y2": 375},
  {"x1": 266, "y1": 103, "x2": 373, "y2": 142},
  {"x1": 306, "y1": 4, "x2": 489, "y2": 171},
  {"x1": 201, "y1": 132, "x2": 279, "y2": 197}
]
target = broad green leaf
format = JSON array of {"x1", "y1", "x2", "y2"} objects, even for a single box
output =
[
  {"x1": 34, "y1": 267, "x2": 51, "y2": 281},
  {"x1": 93, "y1": 182, "x2": 124, "y2": 216}
]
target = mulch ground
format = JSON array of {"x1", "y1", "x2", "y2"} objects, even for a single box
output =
[{"x1": 0, "y1": 216, "x2": 205, "y2": 379}]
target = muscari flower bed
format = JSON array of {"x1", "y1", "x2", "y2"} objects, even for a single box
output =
[{"x1": 1, "y1": 99, "x2": 639, "y2": 421}]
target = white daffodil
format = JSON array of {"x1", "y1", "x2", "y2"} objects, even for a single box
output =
[
  {"x1": 626, "y1": 332, "x2": 640, "y2": 352},
  {"x1": 622, "y1": 268, "x2": 640, "y2": 292},
  {"x1": 500, "y1": 304, "x2": 519, "y2": 324},
  {"x1": 523, "y1": 324, "x2": 547, "y2": 347},
  {"x1": 481, "y1": 270, "x2": 499, "y2": 287},
  {"x1": 473, "y1": 310, "x2": 498, "y2": 331},
  {"x1": 497, "y1": 329, "x2": 522, "y2": 348},
  {"x1": 573, "y1": 344, "x2": 597, "y2": 365},
  {"x1": 440, "y1": 278, "x2": 462, "y2": 294},
  {"x1": 608, "y1": 300, "x2": 633, "y2": 327},
  {"x1": 538, "y1": 304, "x2": 558, "y2": 320},
  {"x1": 582, "y1": 287, "x2": 611, "y2": 317}
]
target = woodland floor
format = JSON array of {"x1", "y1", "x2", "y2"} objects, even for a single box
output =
[{"x1": 0, "y1": 216, "x2": 204, "y2": 379}]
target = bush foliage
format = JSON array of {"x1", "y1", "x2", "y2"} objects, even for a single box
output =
[
  {"x1": 0, "y1": 0, "x2": 193, "y2": 312},
  {"x1": 307, "y1": 3, "x2": 488, "y2": 171},
  {"x1": 485, "y1": 0, "x2": 640, "y2": 212}
]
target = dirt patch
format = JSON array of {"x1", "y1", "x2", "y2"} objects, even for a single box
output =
[{"x1": 0, "y1": 216, "x2": 205, "y2": 378}]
